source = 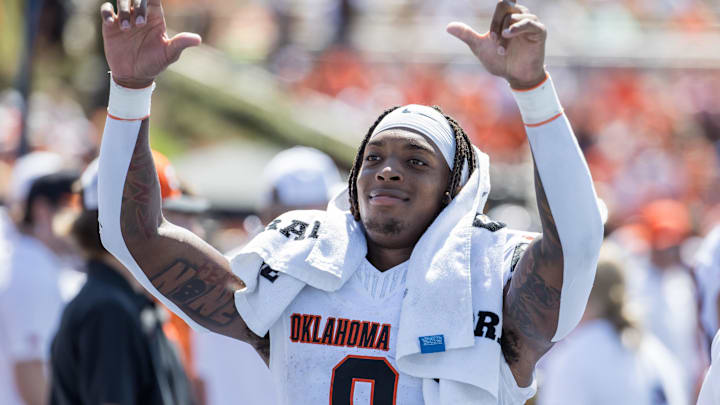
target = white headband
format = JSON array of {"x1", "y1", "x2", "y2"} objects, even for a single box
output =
[{"x1": 371, "y1": 104, "x2": 457, "y2": 170}]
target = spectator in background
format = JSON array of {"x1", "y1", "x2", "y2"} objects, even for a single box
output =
[
  {"x1": 50, "y1": 159, "x2": 194, "y2": 405},
  {"x1": 255, "y1": 146, "x2": 343, "y2": 225},
  {"x1": 620, "y1": 200, "x2": 705, "y2": 393},
  {"x1": 194, "y1": 146, "x2": 341, "y2": 405},
  {"x1": 538, "y1": 244, "x2": 687, "y2": 405},
  {"x1": 0, "y1": 152, "x2": 82, "y2": 405}
]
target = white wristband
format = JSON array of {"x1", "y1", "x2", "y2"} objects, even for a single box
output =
[
  {"x1": 107, "y1": 76, "x2": 155, "y2": 120},
  {"x1": 511, "y1": 74, "x2": 564, "y2": 126}
]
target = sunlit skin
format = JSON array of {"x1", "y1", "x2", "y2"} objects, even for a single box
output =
[
  {"x1": 99, "y1": 0, "x2": 576, "y2": 387},
  {"x1": 356, "y1": 128, "x2": 451, "y2": 271}
]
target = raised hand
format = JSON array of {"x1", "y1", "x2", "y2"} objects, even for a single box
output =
[
  {"x1": 100, "y1": 0, "x2": 202, "y2": 88},
  {"x1": 447, "y1": 0, "x2": 546, "y2": 89}
]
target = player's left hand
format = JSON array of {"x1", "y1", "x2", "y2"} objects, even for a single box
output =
[{"x1": 447, "y1": 0, "x2": 546, "y2": 90}]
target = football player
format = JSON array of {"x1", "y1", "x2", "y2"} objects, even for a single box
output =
[{"x1": 95, "y1": 0, "x2": 603, "y2": 403}]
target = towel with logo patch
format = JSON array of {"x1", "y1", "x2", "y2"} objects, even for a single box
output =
[
  {"x1": 230, "y1": 205, "x2": 365, "y2": 335},
  {"x1": 231, "y1": 146, "x2": 524, "y2": 404}
]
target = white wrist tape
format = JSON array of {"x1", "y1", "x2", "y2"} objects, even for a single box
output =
[
  {"x1": 521, "y1": 77, "x2": 604, "y2": 341},
  {"x1": 107, "y1": 76, "x2": 155, "y2": 120},
  {"x1": 511, "y1": 74, "x2": 564, "y2": 126},
  {"x1": 97, "y1": 117, "x2": 211, "y2": 333}
]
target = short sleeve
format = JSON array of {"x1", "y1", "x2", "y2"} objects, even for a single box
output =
[{"x1": 75, "y1": 303, "x2": 149, "y2": 405}]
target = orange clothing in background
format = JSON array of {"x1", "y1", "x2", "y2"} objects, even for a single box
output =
[{"x1": 163, "y1": 309, "x2": 197, "y2": 379}]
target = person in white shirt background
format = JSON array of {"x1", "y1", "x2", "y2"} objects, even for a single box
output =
[
  {"x1": 0, "y1": 152, "x2": 85, "y2": 405},
  {"x1": 538, "y1": 242, "x2": 688, "y2": 405},
  {"x1": 194, "y1": 146, "x2": 342, "y2": 405},
  {"x1": 614, "y1": 199, "x2": 705, "y2": 394}
]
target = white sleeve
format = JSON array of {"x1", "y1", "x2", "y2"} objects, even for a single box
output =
[
  {"x1": 97, "y1": 80, "x2": 212, "y2": 333},
  {"x1": 512, "y1": 75, "x2": 605, "y2": 342}
]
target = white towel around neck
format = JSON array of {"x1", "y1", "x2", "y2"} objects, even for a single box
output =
[{"x1": 232, "y1": 146, "x2": 510, "y2": 403}]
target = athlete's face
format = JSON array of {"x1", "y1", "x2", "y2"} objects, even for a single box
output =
[{"x1": 356, "y1": 128, "x2": 451, "y2": 249}]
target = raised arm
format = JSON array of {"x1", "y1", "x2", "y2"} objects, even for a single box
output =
[
  {"x1": 448, "y1": 0, "x2": 603, "y2": 385},
  {"x1": 96, "y1": 0, "x2": 264, "y2": 350}
]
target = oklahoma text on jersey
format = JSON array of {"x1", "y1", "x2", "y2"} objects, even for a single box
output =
[{"x1": 290, "y1": 313, "x2": 391, "y2": 351}]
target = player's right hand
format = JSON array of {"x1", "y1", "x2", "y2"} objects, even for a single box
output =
[
  {"x1": 100, "y1": 0, "x2": 201, "y2": 89},
  {"x1": 447, "y1": 0, "x2": 546, "y2": 90}
]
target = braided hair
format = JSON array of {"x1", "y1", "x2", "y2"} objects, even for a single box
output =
[{"x1": 348, "y1": 105, "x2": 476, "y2": 221}]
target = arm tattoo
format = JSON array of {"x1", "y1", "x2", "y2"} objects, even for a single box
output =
[
  {"x1": 504, "y1": 250, "x2": 561, "y2": 342},
  {"x1": 150, "y1": 259, "x2": 241, "y2": 328},
  {"x1": 150, "y1": 257, "x2": 269, "y2": 359},
  {"x1": 118, "y1": 119, "x2": 265, "y2": 352},
  {"x1": 502, "y1": 163, "x2": 564, "y2": 370},
  {"x1": 500, "y1": 328, "x2": 521, "y2": 365},
  {"x1": 121, "y1": 120, "x2": 161, "y2": 240}
]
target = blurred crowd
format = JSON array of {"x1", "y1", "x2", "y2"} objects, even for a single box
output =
[
  {"x1": 296, "y1": 53, "x2": 720, "y2": 241},
  {"x1": 2, "y1": 0, "x2": 720, "y2": 404}
]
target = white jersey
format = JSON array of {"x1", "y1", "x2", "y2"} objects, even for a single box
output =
[{"x1": 267, "y1": 230, "x2": 536, "y2": 405}]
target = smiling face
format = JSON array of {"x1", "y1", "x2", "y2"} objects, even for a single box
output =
[{"x1": 356, "y1": 128, "x2": 451, "y2": 250}]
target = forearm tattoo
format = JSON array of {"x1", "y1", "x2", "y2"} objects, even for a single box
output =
[
  {"x1": 118, "y1": 120, "x2": 261, "y2": 347},
  {"x1": 151, "y1": 259, "x2": 242, "y2": 327},
  {"x1": 121, "y1": 120, "x2": 160, "y2": 240}
]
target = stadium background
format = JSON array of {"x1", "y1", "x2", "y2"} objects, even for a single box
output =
[{"x1": 1, "y1": 0, "x2": 719, "y2": 404}]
